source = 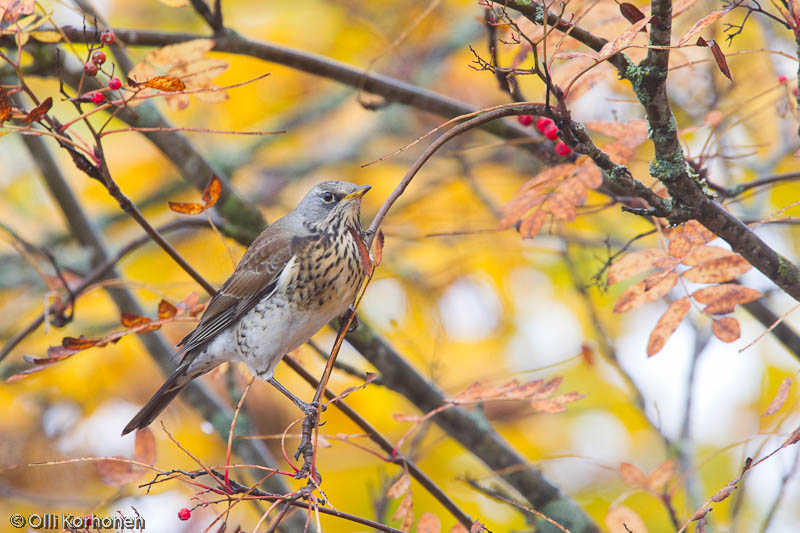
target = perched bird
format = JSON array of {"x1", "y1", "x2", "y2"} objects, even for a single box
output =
[{"x1": 122, "y1": 181, "x2": 371, "y2": 436}]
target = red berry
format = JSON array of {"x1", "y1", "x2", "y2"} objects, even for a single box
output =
[
  {"x1": 536, "y1": 117, "x2": 554, "y2": 133},
  {"x1": 778, "y1": 75, "x2": 788, "y2": 84},
  {"x1": 109, "y1": 78, "x2": 122, "y2": 90},
  {"x1": 83, "y1": 62, "x2": 98, "y2": 77},
  {"x1": 92, "y1": 50, "x2": 106, "y2": 65},
  {"x1": 543, "y1": 124, "x2": 559, "y2": 141},
  {"x1": 554, "y1": 141, "x2": 572, "y2": 156},
  {"x1": 517, "y1": 114, "x2": 533, "y2": 126},
  {"x1": 91, "y1": 92, "x2": 104, "y2": 104},
  {"x1": 794, "y1": 88, "x2": 798, "y2": 96},
  {"x1": 177, "y1": 508, "x2": 191, "y2": 521},
  {"x1": 101, "y1": 30, "x2": 115, "y2": 45}
]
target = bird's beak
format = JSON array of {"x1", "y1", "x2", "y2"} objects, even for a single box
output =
[{"x1": 343, "y1": 185, "x2": 371, "y2": 201}]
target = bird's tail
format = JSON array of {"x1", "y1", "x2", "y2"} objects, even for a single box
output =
[{"x1": 121, "y1": 360, "x2": 211, "y2": 436}]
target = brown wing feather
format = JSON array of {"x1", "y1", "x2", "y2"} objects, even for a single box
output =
[{"x1": 176, "y1": 218, "x2": 297, "y2": 357}]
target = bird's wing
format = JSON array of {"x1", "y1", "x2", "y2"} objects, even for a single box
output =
[{"x1": 176, "y1": 218, "x2": 306, "y2": 357}]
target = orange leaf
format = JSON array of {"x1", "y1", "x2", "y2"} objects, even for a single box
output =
[
  {"x1": 0, "y1": 88, "x2": 11, "y2": 123},
  {"x1": 418, "y1": 512, "x2": 442, "y2": 533},
  {"x1": 708, "y1": 40, "x2": 732, "y2": 81},
  {"x1": 24, "y1": 96, "x2": 52, "y2": 124},
  {"x1": 143, "y1": 76, "x2": 186, "y2": 93},
  {"x1": 667, "y1": 220, "x2": 716, "y2": 258},
  {"x1": 681, "y1": 245, "x2": 735, "y2": 266},
  {"x1": 605, "y1": 505, "x2": 648, "y2": 533},
  {"x1": 607, "y1": 249, "x2": 668, "y2": 285},
  {"x1": 678, "y1": 6, "x2": 734, "y2": 45},
  {"x1": 62, "y1": 336, "x2": 102, "y2": 350},
  {"x1": 350, "y1": 226, "x2": 372, "y2": 275},
  {"x1": 683, "y1": 255, "x2": 751, "y2": 283},
  {"x1": 202, "y1": 175, "x2": 221, "y2": 207},
  {"x1": 519, "y1": 208, "x2": 547, "y2": 238},
  {"x1": 619, "y1": 462, "x2": 647, "y2": 488},
  {"x1": 763, "y1": 377, "x2": 792, "y2": 416},
  {"x1": 647, "y1": 297, "x2": 691, "y2": 356},
  {"x1": 692, "y1": 285, "x2": 761, "y2": 314},
  {"x1": 168, "y1": 201, "x2": 206, "y2": 214},
  {"x1": 647, "y1": 459, "x2": 677, "y2": 491},
  {"x1": 712, "y1": 317, "x2": 740, "y2": 342},
  {"x1": 374, "y1": 230, "x2": 384, "y2": 268},
  {"x1": 121, "y1": 312, "x2": 151, "y2": 328},
  {"x1": 613, "y1": 271, "x2": 678, "y2": 313},
  {"x1": 158, "y1": 299, "x2": 178, "y2": 319},
  {"x1": 386, "y1": 474, "x2": 410, "y2": 498},
  {"x1": 134, "y1": 427, "x2": 156, "y2": 464}
]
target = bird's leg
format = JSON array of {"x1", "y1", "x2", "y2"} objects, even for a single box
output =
[
  {"x1": 341, "y1": 305, "x2": 359, "y2": 332},
  {"x1": 267, "y1": 378, "x2": 324, "y2": 416}
]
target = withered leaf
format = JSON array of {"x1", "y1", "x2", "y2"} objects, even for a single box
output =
[
  {"x1": 607, "y1": 249, "x2": 668, "y2": 285},
  {"x1": 605, "y1": 505, "x2": 648, "y2": 533},
  {"x1": 519, "y1": 208, "x2": 547, "y2": 238},
  {"x1": 678, "y1": 6, "x2": 734, "y2": 45},
  {"x1": 619, "y1": 462, "x2": 647, "y2": 488},
  {"x1": 762, "y1": 377, "x2": 792, "y2": 416},
  {"x1": 620, "y1": 3, "x2": 646, "y2": 24},
  {"x1": 683, "y1": 255, "x2": 751, "y2": 283},
  {"x1": 709, "y1": 40, "x2": 732, "y2": 81},
  {"x1": 134, "y1": 427, "x2": 156, "y2": 464},
  {"x1": 142, "y1": 76, "x2": 186, "y2": 92},
  {"x1": 0, "y1": 88, "x2": 11, "y2": 123},
  {"x1": 95, "y1": 428, "x2": 155, "y2": 486},
  {"x1": 169, "y1": 175, "x2": 222, "y2": 215},
  {"x1": 712, "y1": 317, "x2": 740, "y2": 342},
  {"x1": 710, "y1": 483, "x2": 736, "y2": 502},
  {"x1": 613, "y1": 271, "x2": 678, "y2": 313},
  {"x1": 62, "y1": 336, "x2": 102, "y2": 350},
  {"x1": 692, "y1": 285, "x2": 761, "y2": 314},
  {"x1": 374, "y1": 230, "x2": 384, "y2": 268},
  {"x1": 158, "y1": 299, "x2": 178, "y2": 319},
  {"x1": 168, "y1": 200, "x2": 205, "y2": 214},
  {"x1": 392, "y1": 492, "x2": 414, "y2": 531},
  {"x1": 24, "y1": 96, "x2": 52, "y2": 124},
  {"x1": 121, "y1": 312, "x2": 151, "y2": 328},
  {"x1": 681, "y1": 245, "x2": 735, "y2": 266},
  {"x1": 647, "y1": 459, "x2": 677, "y2": 491},
  {"x1": 596, "y1": 16, "x2": 652, "y2": 62},
  {"x1": 647, "y1": 297, "x2": 691, "y2": 356},
  {"x1": 673, "y1": 0, "x2": 703, "y2": 18},
  {"x1": 417, "y1": 512, "x2": 441, "y2": 533},
  {"x1": 386, "y1": 473, "x2": 410, "y2": 498}
]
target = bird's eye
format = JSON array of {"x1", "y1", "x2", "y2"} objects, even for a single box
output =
[{"x1": 322, "y1": 192, "x2": 335, "y2": 203}]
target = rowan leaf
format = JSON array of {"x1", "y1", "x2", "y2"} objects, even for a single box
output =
[
  {"x1": 607, "y1": 249, "x2": 668, "y2": 285},
  {"x1": 62, "y1": 336, "x2": 103, "y2": 350},
  {"x1": 133, "y1": 427, "x2": 156, "y2": 465},
  {"x1": 712, "y1": 317, "x2": 740, "y2": 342},
  {"x1": 613, "y1": 271, "x2": 678, "y2": 313},
  {"x1": 374, "y1": 230, "x2": 384, "y2": 268},
  {"x1": 672, "y1": 0, "x2": 703, "y2": 18},
  {"x1": 710, "y1": 483, "x2": 736, "y2": 502},
  {"x1": 121, "y1": 312, "x2": 151, "y2": 328},
  {"x1": 519, "y1": 208, "x2": 547, "y2": 238},
  {"x1": 692, "y1": 285, "x2": 762, "y2": 314},
  {"x1": 24, "y1": 96, "x2": 52, "y2": 124},
  {"x1": 0, "y1": 88, "x2": 12, "y2": 124},
  {"x1": 0, "y1": 0, "x2": 34, "y2": 20},
  {"x1": 392, "y1": 492, "x2": 414, "y2": 531},
  {"x1": 585, "y1": 120, "x2": 649, "y2": 148},
  {"x1": 387, "y1": 473, "x2": 411, "y2": 498},
  {"x1": 681, "y1": 245, "x2": 735, "y2": 266},
  {"x1": 708, "y1": 40, "x2": 732, "y2": 81},
  {"x1": 605, "y1": 505, "x2": 648, "y2": 533},
  {"x1": 762, "y1": 377, "x2": 792, "y2": 416},
  {"x1": 157, "y1": 300, "x2": 178, "y2": 319},
  {"x1": 619, "y1": 462, "x2": 647, "y2": 488},
  {"x1": 142, "y1": 75, "x2": 186, "y2": 92},
  {"x1": 168, "y1": 200, "x2": 205, "y2": 214},
  {"x1": 418, "y1": 512, "x2": 442, "y2": 533},
  {"x1": 647, "y1": 297, "x2": 691, "y2": 356},
  {"x1": 678, "y1": 6, "x2": 734, "y2": 45},
  {"x1": 620, "y1": 3, "x2": 646, "y2": 25},
  {"x1": 30, "y1": 30, "x2": 63, "y2": 42},
  {"x1": 647, "y1": 459, "x2": 677, "y2": 491},
  {"x1": 682, "y1": 255, "x2": 752, "y2": 283},
  {"x1": 145, "y1": 38, "x2": 215, "y2": 66},
  {"x1": 202, "y1": 175, "x2": 222, "y2": 207},
  {"x1": 596, "y1": 17, "x2": 652, "y2": 61}
]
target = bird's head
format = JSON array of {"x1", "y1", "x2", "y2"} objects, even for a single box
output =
[{"x1": 297, "y1": 180, "x2": 371, "y2": 232}]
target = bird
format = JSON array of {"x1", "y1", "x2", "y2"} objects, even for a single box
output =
[{"x1": 122, "y1": 180, "x2": 371, "y2": 436}]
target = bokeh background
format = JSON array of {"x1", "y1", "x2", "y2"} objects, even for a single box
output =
[{"x1": 1, "y1": 0, "x2": 800, "y2": 531}]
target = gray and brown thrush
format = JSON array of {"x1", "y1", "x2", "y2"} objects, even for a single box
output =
[{"x1": 122, "y1": 181, "x2": 370, "y2": 435}]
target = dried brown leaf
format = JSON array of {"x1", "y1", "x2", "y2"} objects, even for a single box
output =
[
  {"x1": 614, "y1": 271, "x2": 678, "y2": 313},
  {"x1": 519, "y1": 208, "x2": 547, "y2": 238},
  {"x1": 620, "y1": 3, "x2": 646, "y2": 24},
  {"x1": 585, "y1": 120, "x2": 649, "y2": 148},
  {"x1": 678, "y1": 6, "x2": 734, "y2": 45},
  {"x1": 681, "y1": 245, "x2": 735, "y2": 266},
  {"x1": 142, "y1": 75, "x2": 186, "y2": 92},
  {"x1": 418, "y1": 512, "x2": 442, "y2": 533},
  {"x1": 597, "y1": 17, "x2": 652, "y2": 61},
  {"x1": 387, "y1": 473, "x2": 411, "y2": 498},
  {"x1": 24, "y1": 96, "x2": 52, "y2": 124},
  {"x1": 374, "y1": 230, "x2": 384, "y2": 268},
  {"x1": 672, "y1": 0, "x2": 702, "y2": 17},
  {"x1": 692, "y1": 285, "x2": 762, "y2": 314},
  {"x1": 763, "y1": 377, "x2": 792, "y2": 416},
  {"x1": 146, "y1": 38, "x2": 215, "y2": 66},
  {"x1": 605, "y1": 505, "x2": 648, "y2": 533},
  {"x1": 710, "y1": 483, "x2": 736, "y2": 502},
  {"x1": 647, "y1": 459, "x2": 677, "y2": 491},
  {"x1": 683, "y1": 255, "x2": 752, "y2": 283},
  {"x1": 712, "y1": 317, "x2": 740, "y2": 342},
  {"x1": 619, "y1": 462, "x2": 647, "y2": 488},
  {"x1": 133, "y1": 427, "x2": 156, "y2": 464},
  {"x1": 647, "y1": 297, "x2": 691, "y2": 356},
  {"x1": 0, "y1": 88, "x2": 11, "y2": 123},
  {"x1": 62, "y1": 336, "x2": 102, "y2": 351},
  {"x1": 608, "y1": 249, "x2": 668, "y2": 285},
  {"x1": 709, "y1": 40, "x2": 732, "y2": 81},
  {"x1": 121, "y1": 312, "x2": 151, "y2": 328},
  {"x1": 157, "y1": 300, "x2": 178, "y2": 320},
  {"x1": 530, "y1": 392, "x2": 585, "y2": 413},
  {"x1": 202, "y1": 175, "x2": 221, "y2": 207},
  {"x1": 392, "y1": 492, "x2": 414, "y2": 531}
]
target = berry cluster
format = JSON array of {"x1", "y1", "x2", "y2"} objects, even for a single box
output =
[
  {"x1": 83, "y1": 30, "x2": 122, "y2": 105},
  {"x1": 517, "y1": 115, "x2": 572, "y2": 157}
]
